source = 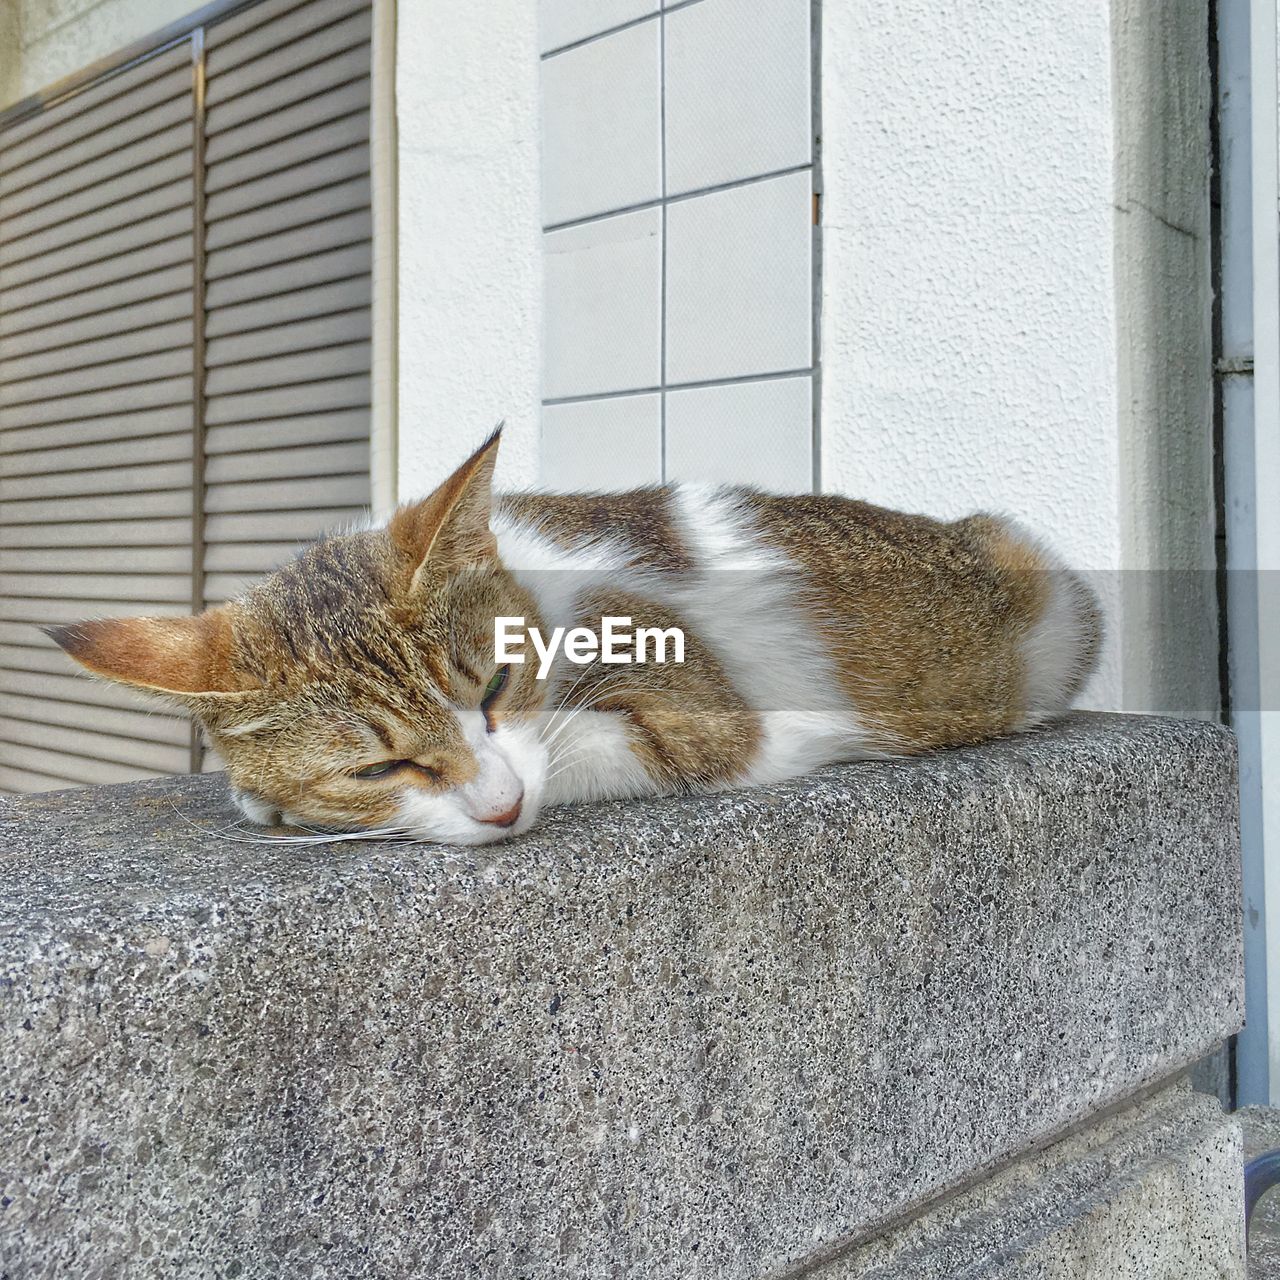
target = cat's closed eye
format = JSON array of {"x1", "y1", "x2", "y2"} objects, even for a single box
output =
[
  {"x1": 352, "y1": 761, "x2": 403, "y2": 779},
  {"x1": 350, "y1": 760, "x2": 444, "y2": 782}
]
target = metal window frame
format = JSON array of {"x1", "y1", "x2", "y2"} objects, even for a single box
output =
[{"x1": 1219, "y1": 0, "x2": 1280, "y2": 1104}]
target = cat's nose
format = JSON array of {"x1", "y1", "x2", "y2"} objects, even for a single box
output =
[{"x1": 477, "y1": 794, "x2": 523, "y2": 828}]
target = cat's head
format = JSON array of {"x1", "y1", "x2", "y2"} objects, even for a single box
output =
[{"x1": 48, "y1": 431, "x2": 554, "y2": 845}]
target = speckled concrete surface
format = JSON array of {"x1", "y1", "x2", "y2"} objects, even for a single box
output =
[
  {"x1": 0, "y1": 713, "x2": 1242, "y2": 1278},
  {"x1": 1236, "y1": 1105, "x2": 1280, "y2": 1277},
  {"x1": 818, "y1": 1081, "x2": 1244, "y2": 1278}
]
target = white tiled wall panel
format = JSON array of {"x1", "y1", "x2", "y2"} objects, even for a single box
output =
[
  {"x1": 539, "y1": 0, "x2": 815, "y2": 490},
  {"x1": 665, "y1": 169, "x2": 812, "y2": 384},
  {"x1": 541, "y1": 393, "x2": 663, "y2": 489},
  {"x1": 540, "y1": 20, "x2": 662, "y2": 226},
  {"x1": 665, "y1": 375, "x2": 812, "y2": 490},
  {"x1": 539, "y1": 0, "x2": 658, "y2": 53},
  {"x1": 543, "y1": 208, "x2": 662, "y2": 399},
  {"x1": 664, "y1": 0, "x2": 811, "y2": 195}
]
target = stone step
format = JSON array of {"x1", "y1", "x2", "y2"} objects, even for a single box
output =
[{"x1": 0, "y1": 712, "x2": 1243, "y2": 1277}]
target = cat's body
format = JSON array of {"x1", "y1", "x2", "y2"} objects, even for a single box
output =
[{"x1": 49, "y1": 433, "x2": 1100, "y2": 845}]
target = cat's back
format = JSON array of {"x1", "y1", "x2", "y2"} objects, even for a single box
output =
[{"x1": 497, "y1": 483, "x2": 1099, "y2": 751}]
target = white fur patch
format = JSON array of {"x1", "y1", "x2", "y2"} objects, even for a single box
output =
[
  {"x1": 540, "y1": 708, "x2": 660, "y2": 805},
  {"x1": 492, "y1": 486, "x2": 890, "y2": 796},
  {"x1": 393, "y1": 708, "x2": 545, "y2": 845},
  {"x1": 995, "y1": 519, "x2": 1101, "y2": 729},
  {"x1": 663, "y1": 486, "x2": 888, "y2": 782}
]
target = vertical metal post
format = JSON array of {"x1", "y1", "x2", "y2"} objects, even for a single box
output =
[
  {"x1": 1225, "y1": 0, "x2": 1280, "y2": 1103},
  {"x1": 189, "y1": 27, "x2": 208, "y2": 775}
]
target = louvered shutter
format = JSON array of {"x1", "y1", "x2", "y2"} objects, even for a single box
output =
[
  {"x1": 0, "y1": 0, "x2": 373, "y2": 794},
  {"x1": 201, "y1": 0, "x2": 373, "y2": 611},
  {"x1": 0, "y1": 46, "x2": 197, "y2": 793}
]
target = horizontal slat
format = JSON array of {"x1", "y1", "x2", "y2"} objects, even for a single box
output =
[
  {"x1": 0, "y1": 460, "x2": 193, "y2": 501},
  {"x1": 0, "y1": 489, "x2": 192, "y2": 525},
  {"x1": 0, "y1": 572, "x2": 191, "y2": 602},
  {"x1": 204, "y1": 209, "x2": 369, "y2": 281},
  {"x1": 0, "y1": 431, "x2": 191, "y2": 478},
  {"x1": 204, "y1": 174, "x2": 369, "y2": 252},
  {"x1": 0, "y1": 545, "x2": 191, "y2": 573},
  {"x1": 209, "y1": 0, "x2": 368, "y2": 68},
  {"x1": 204, "y1": 240, "x2": 368, "y2": 309},
  {"x1": 205, "y1": 439, "x2": 367, "y2": 485},
  {"x1": 0, "y1": 261, "x2": 193, "y2": 338},
  {"x1": 0, "y1": 375, "x2": 193, "y2": 429},
  {"x1": 0, "y1": 739, "x2": 175, "y2": 785},
  {"x1": 0, "y1": 347, "x2": 191, "y2": 407},
  {"x1": 0, "y1": 642, "x2": 63, "y2": 670},
  {"x1": 205, "y1": 276, "x2": 370, "y2": 339},
  {"x1": 204, "y1": 373, "x2": 367, "y2": 423},
  {"x1": 205, "y1": 141, "x2": 367, "y2": 225},
  {"x1": 0, "y1": 635, "x2": 70, "y2": 663},
  {"x1": 206, "y1": 310, "x2": 368, "y2": 366},
  {"x1": 0, "y1": 321, "x2": 192, "y2": 388},
  {"x1": 0, "y1": 204, "x2": 192, "y2": 291},
  {"x1": 0, "y1": 718, "x2": 186, "y2": 772},
  {"x1": 204, "y1": 75, "x2": 369, "y2": 168},
  {"x1": 0, "y1": 517, "x2": 192, "y2": 548},
  {"x1": 202, "y1": 573, "x2": 260, "y2": 603},
  {"x1": 204, "y1": 41, "x2": 370, "y2": 137},
  {"x1": 0, "y1": 405, "x2": 192, "y2": 454},
  {"x1": 0, "y1": 597, "x2": 188, "y2": 625},
  {"x1": 203, "y1": 541, "x2": 302, "y2": 573},
  {"x1": 204, "y1": 408, "x2": 368, "y2": 454},
  {"x1": 0, "y1": 289, "x2": 191, "y2": 361},
  {"x1": 0, "y1": 47, "x2": 190, "y2": 170},
  {"x1": 205, "y1": 341, "x2": 370, "y2": 395},
  {"x1": 0, "y1": 651, "x2": 180, "y2": 703},
  {"x1": 0, "y1": 764, "x2": 82, "y2": 794},
  {"x1": 208, "y1": 8, "x2": 372, "y2": 108},
  {"x1": 204, "y1": 506, "x2": 363, "y2": 543},
  {"x1": 2, "y1": 90, "x2": 192, "y2": 198},
  {"x1": 0, "y1": 120, "x2": 193, "y2": 225},
  {"x1": 206, "y1": 108, "x2": 367, "y2": 197},
  {"x1": 0, "y1": 623, "x2": 45, "y2": 646},
  {"x1": 0, "y1": 691, "x2": 190, "y2": 746},
  {"x1": 202, "y1": 540, "x2": 301, "y2": 574},
  {"x1": 203, "y1": 472, "x2": 370, "y2": 513},
  {"x1": 1, "y1": 147, "x2": 192, "y2": 262}
]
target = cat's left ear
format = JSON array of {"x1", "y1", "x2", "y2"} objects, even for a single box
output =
[{"x1": 389, "y1": 427, "x2": 501, "y2": 587}]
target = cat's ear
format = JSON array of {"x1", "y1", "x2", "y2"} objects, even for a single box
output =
[
  {"x1": 44, "y1": 609, "x2": 255, "y2": 700},
  {"x1": 389, "y1": 427, "x2": 501, "y2": 586}
]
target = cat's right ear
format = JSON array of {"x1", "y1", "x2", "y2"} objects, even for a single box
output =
[
  {"x1": 44, "y1": 609, "x2": 256, "y2": 702},
  {"x1": 389, "y1": 427, "x2": 502, "y2": 589}
]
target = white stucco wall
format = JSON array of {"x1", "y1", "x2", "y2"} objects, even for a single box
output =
[
  {"x1": 820, "y1": 0, "x2": 1217, "y2": 718},
  {"x1": 0, "y1": 0, "x2": 195, "y2": 108},
  {"x1": 394, "y1": 0, "x2": 541, "y2": 501}
]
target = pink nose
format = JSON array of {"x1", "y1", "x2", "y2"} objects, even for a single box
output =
[{"x1": 477, "y1": 796, "x2": 523, "y2": 828}]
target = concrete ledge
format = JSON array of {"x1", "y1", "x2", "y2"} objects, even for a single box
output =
[
  {"x1": 0, "y1": 713, "x2": 1243, "y2": 1278},
  {"x1": 825, "y1": 1082, "x2": 1244, "y2": 1279}
]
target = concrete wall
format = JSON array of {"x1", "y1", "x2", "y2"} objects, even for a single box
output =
[
  {"x1": 819, "y1": 0, "x2": 1217, "y2": 719},
  {"x1": 0, "y1": 0, "x2": 195, "y2": 108}
]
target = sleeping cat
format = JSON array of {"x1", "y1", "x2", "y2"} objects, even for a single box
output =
[{"x1": 48, "y1": 430, "x2": 1100, "y2": 845}]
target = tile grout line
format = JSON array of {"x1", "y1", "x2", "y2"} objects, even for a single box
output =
[
  {"x1": 659, "y1": 0, "x2": 668, "y2": 482},
  {"x1": 543, "y1": 366, "x2": 816, "y2": 407},
  {"x1": 543, "y1": 163, "x2": 813, "y2": 235},
  {"x1": 810, "y1": 0, "x2": 822, "y2": 495},
  {"x1": 540, "y1": 0, "x2": 710, "y2": 62}
]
